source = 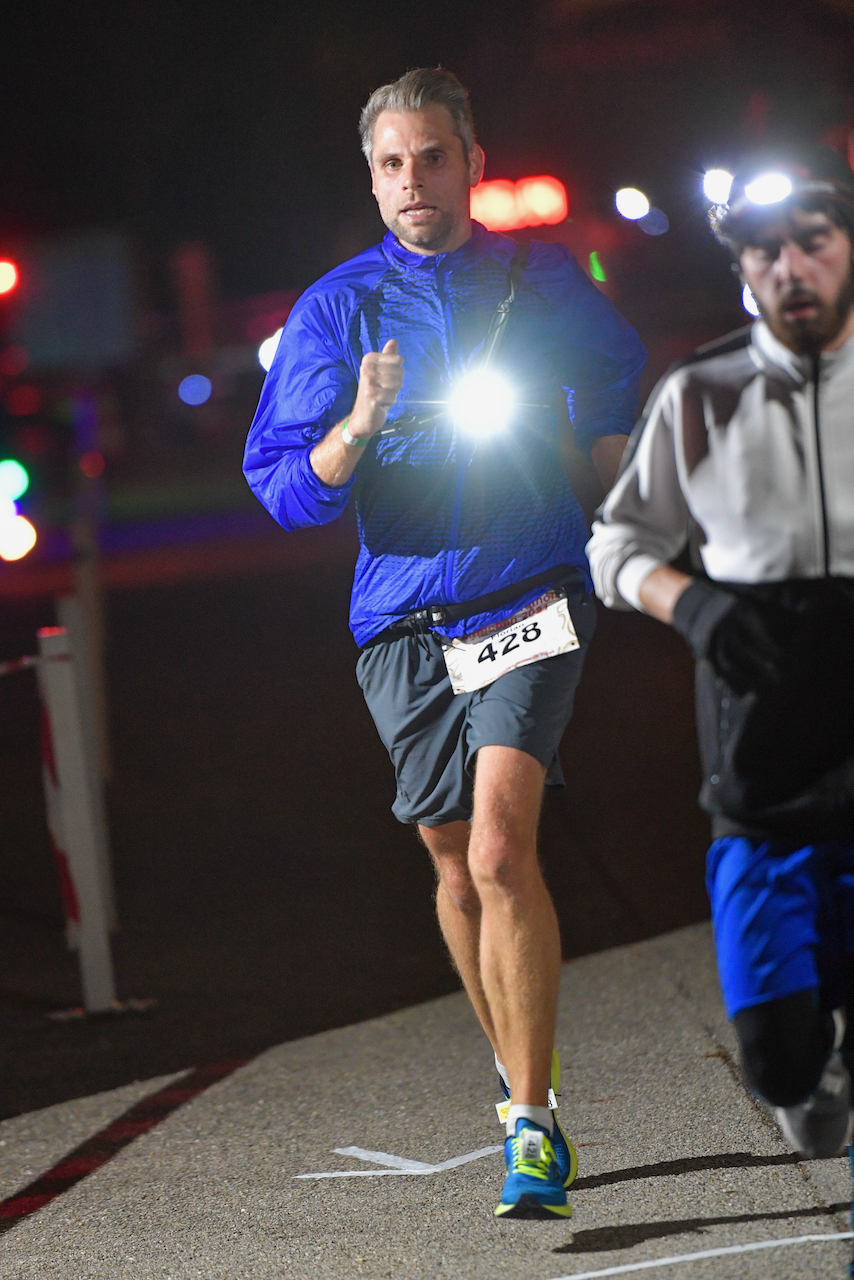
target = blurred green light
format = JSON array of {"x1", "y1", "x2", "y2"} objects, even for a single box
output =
[
  {"x1": 0, "y1": 459, "x2": 29, "y2": 501},
  {"x1": 589, "y1": 251, "x2": 607, "y2": 283}
]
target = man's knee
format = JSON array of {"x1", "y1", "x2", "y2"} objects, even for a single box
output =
[
  {"x1": 734, "y1": 990, "x2": 834, "y2": 1106},
  {"x1": 419, "y1": 822, "x2": 479, "y2": 914},
  {"x1": 468, "y1": 830, "x2": 539, "y2": 896}
]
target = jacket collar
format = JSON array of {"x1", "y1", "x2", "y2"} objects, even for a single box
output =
[
  {"x1": 751, "y1": 318, "x2": 854, "y2": 383},
  {"x1": 381, "y1": 219, "x2": 509, "y2": 271}
]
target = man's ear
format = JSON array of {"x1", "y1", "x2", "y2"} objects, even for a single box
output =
[{"x1": 469, "y1": 144, "x2": 485, "y2": 188}]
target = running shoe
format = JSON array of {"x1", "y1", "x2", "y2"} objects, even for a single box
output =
[
  {"x1": 774, "y1": 1049, "x2": 852, "y2": 1159},
  {"x1": 494, "y1": 1118, "x2": 572, "y2": 1220},
  {"x1": 496, "y1": 1049, "x2": 578, "y2": 1189}
]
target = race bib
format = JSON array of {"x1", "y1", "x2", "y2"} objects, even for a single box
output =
[{"x1": 442, "y1": 590, "x2": 579, "y2": 695}]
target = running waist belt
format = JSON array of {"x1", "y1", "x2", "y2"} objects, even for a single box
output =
[{"x1": 363, "y1": 564, "x2": 583, "y2": 646}]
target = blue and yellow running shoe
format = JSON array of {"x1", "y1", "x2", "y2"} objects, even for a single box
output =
[
  {"x1": 496, "y1": 1050, "x2": 578, "y2": 1189},
  {"x1": 494, "y1": 1118, "x2": 573, "y2": 1220}
]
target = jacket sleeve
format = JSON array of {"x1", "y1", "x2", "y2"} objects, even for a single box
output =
[
  {"x1": 243, "y1": 291, "x2": 359, "y2": 530},
  {"x1": 546, "y1": 247, "x2": 647, "y2": 455},
  {"x1": 586, "y1": 376, "x2": 692, "y2": 610}
]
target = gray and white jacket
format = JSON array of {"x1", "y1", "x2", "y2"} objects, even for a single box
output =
[{"x1": 587, "y1": 320, "x2": 854, "y2": 610}]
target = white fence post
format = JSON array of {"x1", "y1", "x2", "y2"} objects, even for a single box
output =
[
  {"x1": 37, "y1": 626, "x2": 117, "y2": 1012},
  {"x1": 55, "y1": 595, "x2": 118, "y2": 931}
]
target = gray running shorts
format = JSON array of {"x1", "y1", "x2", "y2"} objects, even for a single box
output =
[{"x1": 356, "y1": 590, "x2": 597, "y2": 827}]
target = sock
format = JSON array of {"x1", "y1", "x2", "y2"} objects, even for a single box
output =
[
  {"x1": 506, "y1": 1103, "x2": 553, "y2": 1137},
  {"x1": 494, "y1": 1053, "x2": 510, "y2": 1092}
]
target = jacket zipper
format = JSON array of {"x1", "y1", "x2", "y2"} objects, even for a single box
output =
[
  {"x1": 435, "y1": 260, "x2": 465, "y2": 602},
  {"x1": 811, "y1": 354, "x2": 830, "y2": 577}
]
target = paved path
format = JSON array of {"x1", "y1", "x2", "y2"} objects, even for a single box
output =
[{"x1": 0, "y1": 924, "x2": 850, "y2": 1279}]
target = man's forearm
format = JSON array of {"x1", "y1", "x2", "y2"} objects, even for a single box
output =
[
  {"x1": 310, "y1": 417, "x2": 368, "y2": 487},
  {"x1": 637, "y1": 564, "x2": 692, "y2": 624}
]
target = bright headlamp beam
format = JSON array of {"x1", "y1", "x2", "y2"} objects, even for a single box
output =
[
  {"x1": 744, "y1": 173, "x2": 793, "y2": 206},
  {"x1": 703, "y1": 169, "x2": 734, "y2": 204},
  {"x1": 448, "y1": 369, "x2": 516, "y2": 437}
]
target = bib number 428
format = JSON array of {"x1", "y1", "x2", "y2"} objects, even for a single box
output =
[{"x1": 477, "y1": 622, "x2": 542, "y2": 665}]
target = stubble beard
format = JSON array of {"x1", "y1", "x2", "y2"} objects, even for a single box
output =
[{"x1": 386, "y1": 206, "x2": 459, "y2": 254}]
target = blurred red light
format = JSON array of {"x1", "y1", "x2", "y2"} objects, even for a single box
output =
[
  {"x1": 516, "y1": 176, "x2": 568, "y2": 225},
  {"x1": 7, "y1": 385, "x2": 42, "y2": 416},
  {"x1": 0, "y1": 261, "x2": 19, "y2": 295},
  {"x1": 471, "y1": 176, "x2": 568, "y2": 231},
  {"x1": 471, "y1": 179, "x2": 521, "y2": 231},
  {"x1": 79, "y1": 450, "x2": 105, "y2": 479},
  {"x1": 0, "y1": 345, "x2": 28, "y2": 377}
]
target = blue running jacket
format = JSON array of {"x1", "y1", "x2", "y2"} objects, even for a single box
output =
[{"x1": 244, "y1": 222, "x2": 646, "y2": 647}]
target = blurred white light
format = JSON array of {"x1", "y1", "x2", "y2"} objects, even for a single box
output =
[
  {"x1": 703, "y1": 169, "x2": 734, "y2": 204},
  {"x1": 615, "y1": 188, "x2": 650, "y2": 220},
  {"x1": 178, "y1": 375, "x2": 212, "y2": 406},
  {"x1": 742, "y1": 284, "x2": 760, "y2": 317},
  {"x1": 0, "y1": 495, "x2": 16, "y2": 523},
  {"x1": 0, "y1": 514, "x2": 37, "y2": 561},
  {"x1": 449, "y1": 369, "x2": 516, "y2": 437},
  {"x1": 0, "y1": 459, "x2": 28, "y2": 500},
  {"x1": 744, "y1": 173, "x2": 793, "y2": 206},
  {"x1": 258, "y1": 328, "x2": 283, "y2": 372}
]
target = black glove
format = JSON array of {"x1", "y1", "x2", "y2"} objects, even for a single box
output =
[{"x1": 671, "y1": 579, "x2": 785, "y2": 695}]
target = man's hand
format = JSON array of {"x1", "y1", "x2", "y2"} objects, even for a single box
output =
[
  {"x1": 310, "y1": 339, "x2": 404, "y2": 487},
  {"x1": 347, "y1": 339, "x2": 404, "y2": 441},
  {"x1": 670, "y1": 579, "x2": 785, "y2": 695}
]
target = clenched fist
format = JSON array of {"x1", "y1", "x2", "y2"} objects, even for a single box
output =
[{"x1": 348, "y1": 339, "x2": 404, "y2": 440}]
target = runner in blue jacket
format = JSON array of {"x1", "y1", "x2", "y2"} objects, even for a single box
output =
[{"x1": 244, "y1": 67, "x2": 645, "y2": 1221}]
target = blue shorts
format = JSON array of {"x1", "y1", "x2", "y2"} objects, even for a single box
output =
[{"x1": 707, "y1": 837, "x2": 854, "y2": 1019}]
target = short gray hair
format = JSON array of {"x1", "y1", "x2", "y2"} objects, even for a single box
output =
[{"x1": 359, "y1": 68, "x2": 476, "y2": 165}]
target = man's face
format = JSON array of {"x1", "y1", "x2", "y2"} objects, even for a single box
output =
[
  {"x1": 369, "y1": 106, "x2": 484, "y2": 256},
  {"x1": 740, "y1": 208, "x2": 854, "y2": 354}
]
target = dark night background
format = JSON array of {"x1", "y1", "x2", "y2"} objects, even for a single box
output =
[{"x1": 0, "y1": 0, "x2": 852, "y2": 1118}]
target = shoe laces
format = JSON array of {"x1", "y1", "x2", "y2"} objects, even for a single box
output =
[{"x1": 509, "y1": 1128, "x2": 557, "y2": 1182}]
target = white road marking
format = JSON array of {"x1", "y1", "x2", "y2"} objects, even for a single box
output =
[
  {"x1": 548, "y1": 1231, "x2": 854, "y2": 1280},
  {"x1": 295, "y1": 1142, "x2": 503, "y2": 1180},
  {"x1": 332, "y1": 1146, "x2": 435, "y2": 1172}
]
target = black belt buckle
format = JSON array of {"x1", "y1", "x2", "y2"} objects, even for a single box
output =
[{"x1": 403, "y1": 605, "x2": 449, "y2": 633}]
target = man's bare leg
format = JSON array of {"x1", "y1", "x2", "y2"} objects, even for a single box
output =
[
  {"x1": 419, "y1": 745, "x2": 559, "y2": 1107},
  {"x1": 418, "y1": 820, "x2": 498, "y2": 1050},
  {"x1": 468, "y1": 745, "x2": 559, "y2": 1108}
]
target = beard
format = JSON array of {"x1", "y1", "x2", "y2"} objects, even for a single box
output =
[
  {"x1": 763, "y1": 267, "x2": 854, "y2": 355},
  {"x1": 384, "y1": 205, "x2": 460, "y2": 253}
]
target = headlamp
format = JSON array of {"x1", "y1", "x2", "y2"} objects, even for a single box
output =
[
  {"x1": 702, "y1": 170, "x2": 734, "y2": 204},
  {"x1": 448, "y1": 368, "x2": 516, "y2": 437},
  {"x1": 706, "y1": 145, "x2": 854, "y2": 250},
  {"x1": 743, "y1": 172, "x2": 793, "y2": 206}
]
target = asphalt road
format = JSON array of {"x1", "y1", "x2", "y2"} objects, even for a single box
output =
[
  {"x1": 0, "y1": 925, "x2": 850, "y2": 1279},
  {"x1": 0, "y1": 528, "x2": 708, "y2": 1119}
]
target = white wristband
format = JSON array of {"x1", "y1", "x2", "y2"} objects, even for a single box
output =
[{"x1": 341, "y1": 419, "x2": 366, "y2": 447}]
